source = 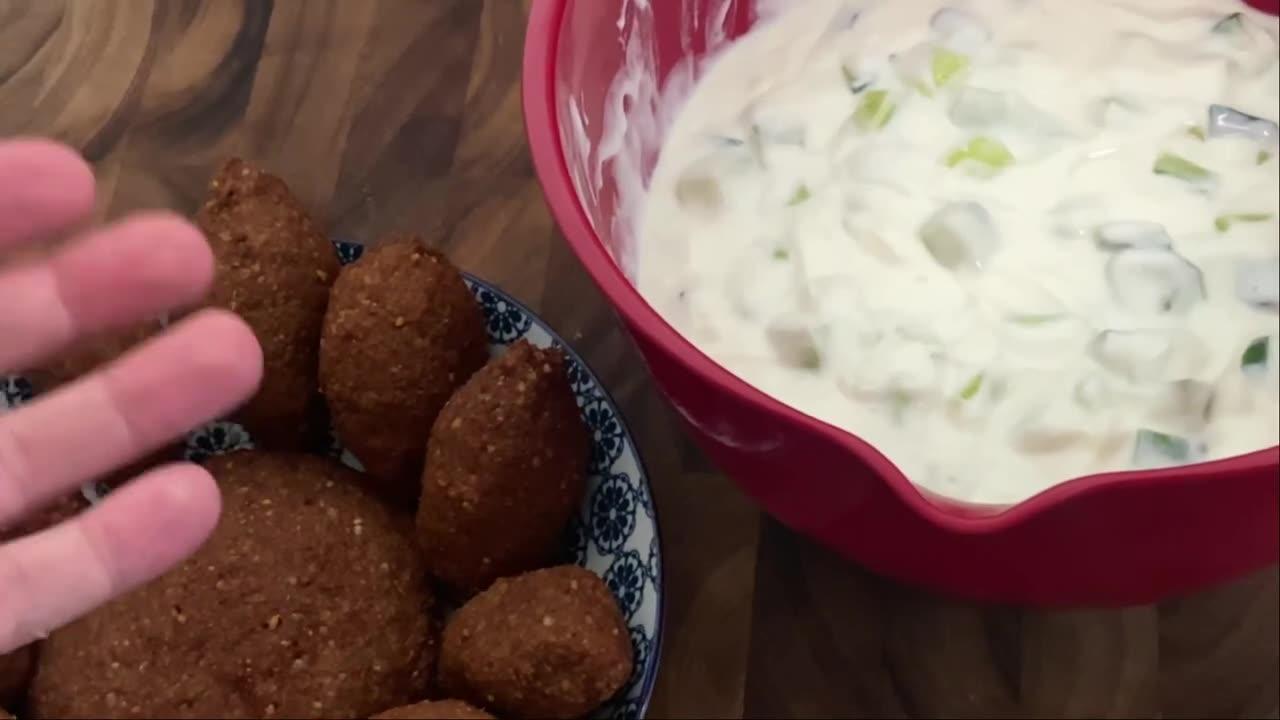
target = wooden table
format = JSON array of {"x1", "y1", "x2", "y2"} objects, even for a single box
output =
[{"x1": 2, "y1": 1, "x2": 1275, "y2": 717}]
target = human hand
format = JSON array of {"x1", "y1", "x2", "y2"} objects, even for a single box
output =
[{"x1": 0, "y1": 139, "x2": 263, "y2": 654}]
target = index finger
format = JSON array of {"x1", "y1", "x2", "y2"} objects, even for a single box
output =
[{"x1": 0, "y1": 139, "x2": 96, "y2": 253}]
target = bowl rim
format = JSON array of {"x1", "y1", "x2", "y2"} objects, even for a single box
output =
[
  {"x1": 521, "y1": 0, "x2": 1280, "y2": 533},
  {"x1": 458, "y1": 271, "x2": 667, "y2": 719}
]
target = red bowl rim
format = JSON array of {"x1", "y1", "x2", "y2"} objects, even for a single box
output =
[{"x1": 521, "y1": 0, "x2": 1280, "y2": 535}]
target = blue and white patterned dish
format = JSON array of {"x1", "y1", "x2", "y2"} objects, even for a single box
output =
[{"x1": 0, "y1": 240, "x2": 663, "y2": 720}]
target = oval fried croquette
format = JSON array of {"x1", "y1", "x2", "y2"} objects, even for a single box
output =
[
  {"x1": 320, "y1": 235, "x2": 488, "y2": 501},
  {"x1": 438, "y1": 566, "x2": 632, "y2": 719},
  {"x1": 196, "y1": 159, "x2": 339, "y2": 448},
  {"x1": 370, "y1": 699, "x2": 495, "y2": 720},
  {"x1": 28, "y1": 452, "x2": 436, "y2": 719},
  {"x1": 415, "y1": 341, "x2": 590, "y2": 594}
]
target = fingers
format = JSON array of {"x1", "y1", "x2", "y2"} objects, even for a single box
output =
[
  {"x1": 0, "y1": 309, "x2": 262, "y2": 527},
  {"x1": 0, "y1": 212, "x2": 214, "y2": 374},
  {"x1": 0, "y1": 139, "x2": 96, "y2": 251},
  {"x1": 0, "y1": 462, "x2": 221, "y2": 652}
]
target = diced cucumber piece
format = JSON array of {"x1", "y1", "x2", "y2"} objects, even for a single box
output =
[
  {"x1": 840, "y1": 65, "x2": 872, "y2": 94},
  {"x1": 853, "y1": 90, "x2": 896, "y2": 131},
  {"x1": 1242, "y1": 336, "x2": 1270, "y2": 369},
  {"x1": 1212, "y1": 12, "x2": 1244, "y2": 35},
  {"x1": 1260, "y1": 151, "x2": 1273, "y2": 165},
  {"x1": 1133, "y1": 429, "x2": 1192, "y2": 467},
  {"x1": 919, "y1": 202, "x2": 1000, "y2": 272},
  {"x1": 932, "y1": 48, "x2": 970, "y2": 88},
  {"x1": 772, "y1": 247, "x2": 790, "y2": 261},
  {"x1": 958, "y1": 373, "x2": 984, "y2": 400},
  {"x1": 1153, "y1": 152, "x2": 1215, "y2": 184},
  {"x1": 1105, "y1": 248, "x2": 1206, "y2": 315},
  {"x1": 1093, "y1": 221, "x2": 1173, "y2": 251},
  {"x1": 1187, "y1": 126, "x2": 1207, "y2": 141},
  {"x1": 944, "y1": 136, "x2": 1015, "y2": 176},
  {"x1": 1214, "y1": 213, "x2": 1274, "y2": 233},
  {"x1": 787, "y1": 184, "x2": 812, "y2": 206}
]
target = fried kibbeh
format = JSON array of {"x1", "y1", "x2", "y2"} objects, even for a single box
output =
[
  {"x1": 0, "y1": 648, "x2": 31, "y2": 712},
  {"x1": 370, "y1": 699, "x2": 495, "y2": 720},
  {"x1": 439, "y1": 566, "x2": 632, "y2": 720},
  {"x1": 416, "y1": 341, "x2": 590, "y2": 594},
  {"x1": 28, "y1": 452, "x2": 437, "y2": 720},
  {"x1": 0, "y1": 493, "x2": 91, "y2": 712},
  {"x1": 196, "y1": 158, "x2": 338, "y2": 448},
  {"x1": 320, "y1": 235, "x2": 487, "y2": 501}
]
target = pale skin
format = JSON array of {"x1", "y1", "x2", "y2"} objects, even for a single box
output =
[{"x1": 0, "y1": 139, "x2": 264, "y2": 654}]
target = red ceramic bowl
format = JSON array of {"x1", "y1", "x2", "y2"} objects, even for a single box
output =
[{"x1": 523, "y1": 0, "x2": 1280, "y2": 606}]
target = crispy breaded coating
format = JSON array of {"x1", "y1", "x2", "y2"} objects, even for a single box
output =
[
  {"x1": 438, "y1": 566, "x2": 632, "y2": 719},
  {"x1": 29, "y1": 452, "x2": 436, "y2": 719},
  {"x1": 415, "y1": 341, "x2": 590, "y2": 594},
  {"x1": 370, "y1": 699, "x2": 495, "y2": 720},
  {"x1": 320, "y1": 235, "x2": 488, "y2": 502},
  {"x1": 196, "y1": 159, "x2": 339, "y2": 448}
]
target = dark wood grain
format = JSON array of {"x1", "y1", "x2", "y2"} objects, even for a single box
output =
[{"x1": 0, "y1": 1, "x2": 1275, "y2": 718}]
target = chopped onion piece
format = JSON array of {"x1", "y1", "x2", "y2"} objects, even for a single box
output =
[
  {"x1": 1105, "y1": 248, "x2": 1206, "y2": 315},
  {"x1": 1093, "y1": 221, "x2": 1173, "y2": 251},
  {"x1": 918, "y1": 202, "x2": 1001, "y2": 272}
]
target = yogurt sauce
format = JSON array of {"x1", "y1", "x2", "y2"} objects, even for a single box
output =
[{"x1": 637, "y1": 0, "x2": 1280, "y2": 503}]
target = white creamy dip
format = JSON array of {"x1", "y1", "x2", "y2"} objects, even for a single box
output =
[{"x1": 637, "y1": 0, "x2": 1280, "y2": 503}]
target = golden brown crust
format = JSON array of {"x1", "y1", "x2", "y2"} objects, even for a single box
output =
[
  {"x1": 415, "y1": 341, "x2": 590, "y2": 594},
  {"x1": 369, "y1": 698, "x2": 495, "y2": 720},
  {"x1": 438, "y1": 566, "x2": 632, "y2": 720},
  {"x1": 320, "y1": 236, "x2": 488, "y2": 503},
  {"x1": 196, "y1": 158, "x2": 339, "y2": 448},
  {"x1": 29, "y1": 452, "x2": 436, "y2": 719}
]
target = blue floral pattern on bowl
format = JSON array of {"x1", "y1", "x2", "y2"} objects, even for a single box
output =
[{"x1": 0, "y1": 239, "x2": 662, "y2": 720}]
